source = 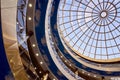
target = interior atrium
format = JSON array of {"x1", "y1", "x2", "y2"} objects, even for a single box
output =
[{"x1": 0, "y1": 0, "x2": 120, "y2": 80}]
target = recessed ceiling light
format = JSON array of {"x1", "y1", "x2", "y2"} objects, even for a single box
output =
[
  {"x1": 32, "y1": 44, "x2": 35, "y2": 47},
  {"x1": 29, "y1": 3, "x2": 32, "y2": 7},
  {"x1": 40, "y1": 61, "x2": 43, "y2": 64},
  {"x1": 28, "y1": 17, "x2": 32, "y2": 20},
  {"x1": 82, "y1": 71, "x2": 85, "y2": 74},
  {"x1": 36, "y1": 53, "x2": 39, "y2": 56},
  {"x1": 88, "y1": 73, "x2": 90, "y2": 76}
]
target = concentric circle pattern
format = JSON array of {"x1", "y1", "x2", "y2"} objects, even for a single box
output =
[{"x1": 57, "y1": 0, "x2": 120, "y2": 62}]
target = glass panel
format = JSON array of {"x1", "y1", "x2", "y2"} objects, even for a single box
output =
[{"x1": 58, "y1": 0, "x2": 120, "y2": 61}]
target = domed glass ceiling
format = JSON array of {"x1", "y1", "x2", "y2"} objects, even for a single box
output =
[{"x1": 57, "y1": 0, "x2": 120, "y2": 62}]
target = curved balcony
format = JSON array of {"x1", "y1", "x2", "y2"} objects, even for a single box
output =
[{"x1": 45, "y1": 0, "x2": 85, "y2": 80}]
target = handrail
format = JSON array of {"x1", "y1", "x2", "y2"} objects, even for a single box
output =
[{"x1": 45, "y1": 0, "x2": 84, "y2": 80}]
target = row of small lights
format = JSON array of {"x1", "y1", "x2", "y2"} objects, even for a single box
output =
[
  {"x1": 28, "y1": 2, "x2": 53, "y2": 76},
  {"x1": 28, "y1": 3, "x2": 43, "y2": 80},
  {"x1": 32, "y1": 44, "x2": 43, "y2": 65},
  {"x1": 17, "y1": 3, "x2": 38, "y2": 79},
  {"x1": 17, "y1": 2, "x2": 49, "y2": 80},
  {"x1": 82, "y1": 70, "x2": 97, "y2": 78},
  {"x1": 28, "y1": 3, "x2": 32, "y2": 21},
  {"x1": 32, "y1": 39, "x2": 56, "y2": 80},
  {"x1": 60, "y1": 56, "x2": 97, "y2": 78},
  {"x1": 32, "y1": 43, "x2": 55, "y2": 80},
  {"x1": 60, "y1": 55, "x2": 72, "y2": 67}
]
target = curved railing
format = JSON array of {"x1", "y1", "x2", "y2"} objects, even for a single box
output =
[
  {"x1": 45, "y1": 0, "x2": 84, "y2": 80},
  {"x1": 26, "y1": 0, "x2": 59, "y2": 80},
  {"x1": 48, "y1": 27, "x2": 84, "y2": 80}
]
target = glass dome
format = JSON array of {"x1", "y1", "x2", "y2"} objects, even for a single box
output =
[{"x1": 57, "y1": 0, "x2": 120, "y2": 62}]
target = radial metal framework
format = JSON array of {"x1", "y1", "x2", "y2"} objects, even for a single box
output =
[{"x1": 57, "y1": 0, "x2": 120, "y2": 62}]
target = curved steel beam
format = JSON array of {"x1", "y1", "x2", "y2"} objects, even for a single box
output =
[{"x1": 1, "y1": 0, "x2": 28, "y2": 79}]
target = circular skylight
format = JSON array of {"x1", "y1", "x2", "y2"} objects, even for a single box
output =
[{"x1": 57, "y1": 0, "x2": 120, "y2": 62}]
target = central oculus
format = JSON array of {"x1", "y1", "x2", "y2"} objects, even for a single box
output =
[{"x1": 100, "y1": 11, "x2": 108, "y2": 18}]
